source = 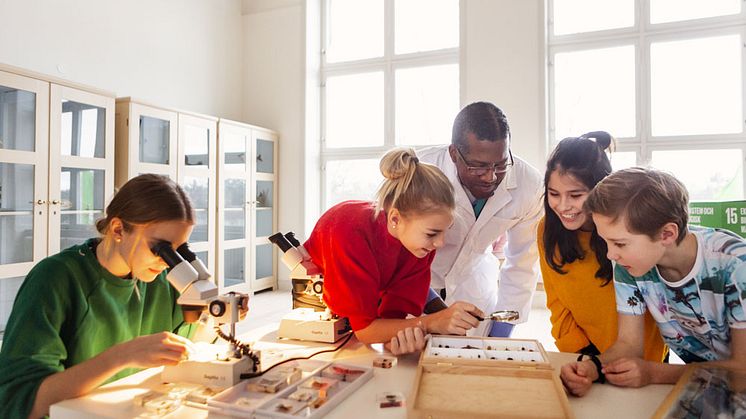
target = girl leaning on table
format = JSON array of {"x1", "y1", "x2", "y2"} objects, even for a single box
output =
[
  {"x1": 303, "y1": 148, "x2": 484, "y2": 355},
  {"x1": 538, "y1": 132, "x2": 667, "y2": 361},
  {"x1": 0, "y1": 174, "x2": 214, "y2": 418}
]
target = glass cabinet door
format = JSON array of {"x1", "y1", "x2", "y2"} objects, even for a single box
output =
[
  {"x1": 255, "y1": 138, "x2": 274, "y2": 174},
  {"x1": 251, "y1": 132, "x2": 277, "y2": 292},
  {"x1": 217, "y1": 122, "x2": 252, "y2": 294},
  {"x1": 0, "y1": 71, "x2": 49, "y2": 330},
  {"x1": 119, "y1": 102, "x2": 178, "y2": 181},
  {"x1": 0, "y1": 163, "x2": 36, "y2": 265},
  {"x1": 177, "y1": 114, "x2": 217, "y2": 276},
  {"x1": 58, "y1": 167, "x2": 106, "y2": 250},
  {"x1": 0, "y1": 86, "x2": 36, "y2": 151},
  {"x1": 0, "y1": 71, "x2": 49, "y2": 279},
  {"x1": 139, "y1": 116, "x2": 170, "y2": 164},
  {"x1": 60, "y1": 100, "x2": 105, "y2": 158},
  {"x1": 224, "y1": 178, "x2": 246, "y2": 240},
  {"x1": 183, "y1": 176, "x2": 209, "y2": 242},
  {"x1": 48, "y1": 85, "x2": 114, "y2": 255},
  {"x1": 223, "y1": 247, "x2": 245, "y2": 288}
]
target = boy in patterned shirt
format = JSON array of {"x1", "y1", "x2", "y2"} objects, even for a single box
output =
[{"x1": 560, "y1": 167, "x2": 746, "y2": 397}]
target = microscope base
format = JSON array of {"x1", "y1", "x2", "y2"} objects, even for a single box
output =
[
  {"x1": 277, "y1": 308, "x2": 351, "y2": 343},
  {"x1": 162, "y1": 356, "x2": 255, "y2": 387}
]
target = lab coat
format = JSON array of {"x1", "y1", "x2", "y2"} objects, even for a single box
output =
[{"x1": 418, "y1": 145, "x2": 544, "y2": 335}]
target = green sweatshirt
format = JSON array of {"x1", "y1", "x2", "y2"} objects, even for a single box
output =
[{"x1": 0, "y1": 239, "x2": 196, "y2": 418}]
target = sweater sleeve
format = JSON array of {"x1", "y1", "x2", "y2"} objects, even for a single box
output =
[
  {"x1": 0, "y1": 259, "x2": 71, "y2": 418},
  {"x1": 537, "y1": 221, "x2": 590, "y2": 353}
]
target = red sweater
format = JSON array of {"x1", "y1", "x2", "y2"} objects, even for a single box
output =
[{"x1": 304, "y1": 201, "x2": 434, "y2": 331}]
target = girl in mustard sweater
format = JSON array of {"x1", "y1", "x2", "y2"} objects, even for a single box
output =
[{"x1": 539, "y1": 132, "x2": 666, "y2": 361}]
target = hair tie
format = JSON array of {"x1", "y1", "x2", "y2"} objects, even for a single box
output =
[{"x1": 411, "y1": 156, "x2": 419, "y2": 164}]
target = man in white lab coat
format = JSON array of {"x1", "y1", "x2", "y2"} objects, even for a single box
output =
[{"x1": 418, "y1": 102, "x2": 543, "y2": 336}]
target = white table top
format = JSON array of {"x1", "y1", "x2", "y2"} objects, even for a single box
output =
[{"x1": 50, "y1": 328, "x2": 673, "y2": 418}]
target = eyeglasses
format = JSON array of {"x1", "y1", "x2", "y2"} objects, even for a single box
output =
[{"x1": 454, "y1": 146, "x2": 514, "y2": 176}]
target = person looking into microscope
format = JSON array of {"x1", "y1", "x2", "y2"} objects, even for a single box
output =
[
  {"x1": 0, "y1": 174, "x2": 218, "y2": 418},
  {"x1": 304, "y1": 148, "x2": 484, "y2": 355}
]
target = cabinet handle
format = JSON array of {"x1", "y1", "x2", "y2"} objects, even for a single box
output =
[
  {"x1": 35, "y1": 199, "x2": 47, "y2": 205},
  {"x1": 51, "y1": 200, "x2": 61, "y2": 205}
]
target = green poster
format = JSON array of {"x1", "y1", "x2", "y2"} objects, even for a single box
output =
[{"x1": 688, "y1": 201, "x2": 746, "y2": 238}]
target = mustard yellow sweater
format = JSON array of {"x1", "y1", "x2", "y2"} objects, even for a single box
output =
[{"x1": 538, "y1": 219, "x2": 666, "y2": 361}]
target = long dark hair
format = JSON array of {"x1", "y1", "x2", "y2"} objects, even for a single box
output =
[{"x1": 542, "y1": 131, "x2": 614, "y2": 284}]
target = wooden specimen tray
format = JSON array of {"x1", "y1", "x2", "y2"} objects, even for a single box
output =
[{"x1": 409, "y1": 336, "x2": 574, "y2": 419}]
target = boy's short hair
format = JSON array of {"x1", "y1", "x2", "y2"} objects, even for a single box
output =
[{"x1": 584, "y1": 167, "x2": 688, "y2": 244}]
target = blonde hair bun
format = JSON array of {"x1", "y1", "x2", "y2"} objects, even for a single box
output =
[{"x1": 380, "y1": 148, "x2": 419, "y2": 180}]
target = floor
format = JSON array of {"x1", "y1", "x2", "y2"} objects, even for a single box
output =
[{"x1": 237, "y1": 289, "x2": 558, "y2": 352}]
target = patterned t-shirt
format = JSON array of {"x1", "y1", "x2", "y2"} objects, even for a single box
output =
[{"x1": 614, "y1": 227, "x2": 746, "y2": 363}]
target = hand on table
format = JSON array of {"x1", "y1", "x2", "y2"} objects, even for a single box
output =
[
  {"x1": 603, "y1": 357, "x2": 652, "y2": 388},
  {"x1": 560, "y1": 360, "x2": 598, "y2": 397},
  {"x1": 385, "y1": 326, "x2": 427, "y2": 355}
]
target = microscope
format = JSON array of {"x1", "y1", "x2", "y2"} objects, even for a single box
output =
[
  {"x1": 269, "y1": 232, "x2": 351, "y2": 343},
  {"x1": 151, "y1": 241, "x2": 259, "y2": 387}
]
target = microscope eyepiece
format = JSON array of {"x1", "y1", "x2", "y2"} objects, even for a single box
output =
[
  {"x1": 269, "y1": 232, "x2": 294, "y2": 253},
  {"x1": 176, "y1": 243, "x2": 196, "y2": 262},
  {"x1": 284, "y1": 232, "x2": 301, "y2": 248},
  {"x1": 151, "y1": 241, "x2": 184, "y2": 268}
]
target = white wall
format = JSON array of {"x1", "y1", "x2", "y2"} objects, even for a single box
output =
[
  {"x1": 462, "y1": 0, "x2": 546, "y2": 169},
  {"x1": 0, "y1": 0, "x2": 244, "y2": 119},
  {"x1": 241, "y1": 0, "x2": 305, "y2": 288}
]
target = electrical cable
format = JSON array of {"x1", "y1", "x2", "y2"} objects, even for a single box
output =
[{"x1": 239, "y1": 331, "x2": 354, "y2": 379}]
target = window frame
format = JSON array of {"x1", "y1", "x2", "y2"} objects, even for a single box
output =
[
  {"x1": 320, "y1": 0, "x2": 460, "y2": 210},
  {"x1": 547, "y1": 0, "x2": 746, "y2": 198}
]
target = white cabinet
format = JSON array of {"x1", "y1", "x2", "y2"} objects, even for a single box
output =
[
  {"x1": 114, "y1": 98, "x2": 178, "y2": 183},
  {"x1": 0, "y1": 66, "x2": 114, "y2": 334},
  {"x1": 115, "y1": 98, "x2": 218, "y2": 277},
  {"x1": 115, "y1": 100, "x2": 277, "y2": 294},
  {"x1": 216, "y1": 119, "x2": 278, "y2": 294}
]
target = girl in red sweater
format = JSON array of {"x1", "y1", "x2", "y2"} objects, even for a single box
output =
[{"x1": 305, "y1": 148, "x2": 484, "y2": 354}]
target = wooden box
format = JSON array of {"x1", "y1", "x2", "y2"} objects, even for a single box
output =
[{"x1": 408, "y1": 335, "x2": 574, "y2": 419}]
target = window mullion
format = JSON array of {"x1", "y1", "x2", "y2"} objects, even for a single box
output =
[
  {"x1": 639, "y1": 0, "x2": 649, "y2": 150},
  {"x1": 384, "y1": 0, "x2": 395, "y2": 148}
]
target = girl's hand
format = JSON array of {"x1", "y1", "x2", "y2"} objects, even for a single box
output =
[
  {"x1": 386, "y1": 327, "x2": 426, "y2": 355},
  {"x1": 425, "y1": 301, "x2": 483, "y2": 335},
  {"x1": 560, "y1": 361, "x2": 597, "y2": 397},
  {"x1": 113, "y1": 332, "x2": 193, "y2": 369}
]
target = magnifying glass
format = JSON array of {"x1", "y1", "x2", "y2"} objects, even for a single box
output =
[{"x1": 473, "y1": 310, "x2": 519, "y2": 322}]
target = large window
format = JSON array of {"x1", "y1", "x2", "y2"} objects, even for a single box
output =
[
  {"x1": 548, "y1": 0, "x2": 746, "y2": 201},
  {"x1": 321, "y1": 0, "x2": 460, "y2": 209}
]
